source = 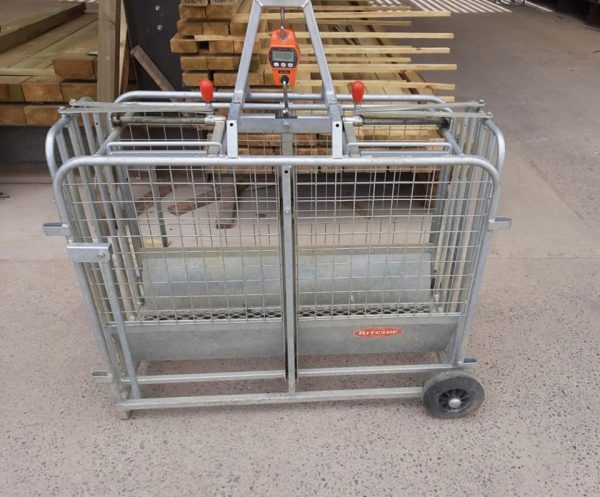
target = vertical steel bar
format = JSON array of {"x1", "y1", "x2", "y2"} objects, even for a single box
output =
[{"x1": 280, "y1": 165, "x2": 297, "y2": 392}]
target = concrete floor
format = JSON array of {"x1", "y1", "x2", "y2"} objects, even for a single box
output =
[{"x1": 1, "y1": 5, "x2": 600, "y2": 497}]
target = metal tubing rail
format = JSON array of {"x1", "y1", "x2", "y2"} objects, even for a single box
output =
[
  {"x1": 106, "y1": 361, "x2": 477, "y2": 387},
  {"x1": 345, "y1": 141, "x2": 452, "y2": 150},
  {"x1": 118, "y1": 387, "x2": 424, "y2": 411},
  {"x1": 51, "y1": 155, "x2": 502, "y2": 227},
  {"x1": 115, "y1": 90, "x2": 449, "y2": 104},
  {"x1": 106, "y1": 140, "x2": 223, "y2": 152}
]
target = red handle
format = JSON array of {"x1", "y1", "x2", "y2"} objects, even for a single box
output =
[
  {"x1": 351, "y1": 80, "x2": 365, "y2": 105},
  {"x1": 199, "y1": 79, "x2": 214, "y2": 104}
]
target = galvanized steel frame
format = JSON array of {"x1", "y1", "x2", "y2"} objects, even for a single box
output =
[{"x1": 43, "y1": 0, "x2": 509, "y2": 417}]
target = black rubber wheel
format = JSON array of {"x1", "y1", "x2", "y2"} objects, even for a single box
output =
[{"x1": 422, "y1": 372, "x2": 484, "y2": 419}]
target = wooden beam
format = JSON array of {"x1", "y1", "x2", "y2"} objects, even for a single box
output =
[
  {"x1": 0, "y1": 15, "x2": 96, "y2": 69},
  {"x1": 330, "y1": 79, "x2": 456, "y2": 91},
  {"x1": 195, "y1": 32, "x2": 454, "y2": 41},
  {"x1": 0, "y1": 104, "x2": 27, "y2": 124},
  {"x1": 0, "y1": 3, "x2": 85, "y2": 54},
  {"x1": 0, "y1": 68, "x2": 55, "y2": 76},
  {"x1": 0, "y1": 76, "x2": 27, "y2": 102},
  {"x1": 97, "y1": 0, "x2": 120, "y2": 101},
  {"x1": 305, "y1": 46, "x2": 451, "y2": 55},
  {"x1": 260, "y1": 63, "x2": 456, "y2": 74},
  {"x1": 53, "y1": 55, "x2": 96, "y2": 80},
  {"x1": 21, "y1": 75, "x2": 64, "y2": 102},
  {"x1": 232, "y1": 11, "x2": 451, "y2": 21},
  {"x1": 130, "y1": 45, "x2": 175, "y2": 91}
]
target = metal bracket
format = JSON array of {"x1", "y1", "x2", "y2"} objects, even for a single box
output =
[
  {"x1": 91, "y1": 370, "x2": 113, "y2": 384},
  {"x1": 43, "y1": 222, "x2": 71, "y2": 237},
  {"x1": 458, "y1": 357, "x2": 478, "y2": 369},
  {"x1": 488, "y1": 216, "x2": 512, "y2": 231},
  {"x1": 66, "y1": 243, "x2": 112, "y2": 263}
]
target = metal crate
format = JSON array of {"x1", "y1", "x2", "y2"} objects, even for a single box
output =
[{"x1": 44, "y1": 0, "x2": 509, "y2": 418}]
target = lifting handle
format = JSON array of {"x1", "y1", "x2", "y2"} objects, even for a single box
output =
[{"x1": 199, "y1": 79, "x2": 214, "y2": 104}]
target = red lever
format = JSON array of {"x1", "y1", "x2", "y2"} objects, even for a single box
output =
[
  {"x1": 351, "y1": 80, "x2": 365, "y2": 105},
  {"x1": 199, "y1": 79, "x2": 214, "y2": 104}
]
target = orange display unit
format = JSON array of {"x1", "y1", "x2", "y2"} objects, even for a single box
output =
[{"x1": 268, "y1": 28, "x2": 300, "y2": 87}]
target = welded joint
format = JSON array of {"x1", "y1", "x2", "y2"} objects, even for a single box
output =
[
  {"x1": 488, "y1": 216, "x2": 512, "y2": 231},
  {"x1": 43, "y1": 222, "x2": 71, "y2": 237},
  {"x1": 67, "y1": 242, "x2": 111, "y2": 263}
]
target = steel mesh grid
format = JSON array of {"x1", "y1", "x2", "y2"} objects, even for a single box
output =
[
  {"x1": 63, "y1": 165, "x2": 284, "y2": 324},
  {"x1": 62, "y1": 160, "x2": 492, "y2": 325},
  {"x1": 293, "y1": 164, "x2": 492, "y2": 318},
  {"x1": 55, "y1": 110, "x2": 496, "y2": 327}
]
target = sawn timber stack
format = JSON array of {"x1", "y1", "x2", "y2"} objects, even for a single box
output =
[{"x1": 170, "y1": 0, "x2": 456, "y2": 99}]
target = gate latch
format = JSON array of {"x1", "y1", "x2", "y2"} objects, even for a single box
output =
[
  {"x1": 43, "y1": 222, "x2": 71, "y2": 237},
  {"x1": 488, "y1": 216, "x2": 512, "y2": 231}
]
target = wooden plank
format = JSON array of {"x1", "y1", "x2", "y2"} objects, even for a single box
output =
[
  {"x1": 97, "y1": 0, "x2": 120, "y2": 101},
  {"x1": 195, "y1": 32, "x2": 454, "y2": 41},
  {"x1": 52, "y1": 55, "x2": 96, "y2": 80},
  {"x1": 181, "y1": 54, "x2": 259, "y2": 71},
  {"x1": 0, "y1": 68, "x2": 55, "y2": 76},
  {"x1": 180, "y1": 55, "x2": 208, "y2": 71},
  {"x1": 229, "y1": 19, "x2": 412, "y2": 32},
  {"x1": 0, "y1": 76, "x2": 27, "y2": 102},
  {"x1": 21, "y1": 75, "x2": 64, "y2": 102},
  {"x1": 180, "y1": 0, "x2": 209, "y2": 5},
  {"x1": 61, "y1": 81, "x2": 97, "y2": 101},
  {"x1": 176, "y1": 19, "x2": 204, "y2": 36},
  {"x1": 304, "y1": 55, "x2": 412, "y2": 63},
  {"x1": 313, "y1": 5, "x2": 411, "y2": 10},
  {"x1": 260, "y1": 63, "x2": 456, "y2": 72},
  {"x1": 206, "y1": 4, "x2": 240, "y2": 18},
  {"x1": 181, "y1": 71, "x2": 210, "y2": 87},
  {"x1": 130, "y1": 45, "x2": 176, "y2": 91},
  {"x1": 179, "y1": 5, "x2": 207, "y2": 19},
  {"x1": 23, "y1": 104, "x2": 59, "y2": 125},
  {"x1": 0, "y1": 3, "x2": 85, "y2": 54},
  {"x1": 170, "y1": 34, "x2": 199, "y2": 53},
  {"x1": 0, "y1": 104, "x2": 27, "y2": 124},
  {"x1": 0, "y1": 15, "x2": 97, "y2": 68},
  {"x1": 202, "y1": 21, "x2": 230, "y2": 35},
  {"x1": 306, "y1": 46, "x2": 450, "y2": 55},
  {"x1": 232, "y1": 11, "x2": 451, "y2": 21},
  {"x1": 331, "y1": 79, "x2": 455, "y2": 91},
  {"x1": 9, "y1": 19, "x2": 98, "y2": 72},
  {"x1": 118, "y1": 1, "x2": 129, "y2": 95},
  {"x1": 212, "y1": 71, "x2": 263, "y2": 86}
]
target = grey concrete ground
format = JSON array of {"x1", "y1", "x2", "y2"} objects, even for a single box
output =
[{"x1": 1, "y1": 5, "x2": 599, "y2": 497}]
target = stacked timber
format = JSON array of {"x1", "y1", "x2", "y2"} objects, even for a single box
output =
[
  {"x1": 170, "y1": 0, "x2": 456, "y2": 98},
  {"x1": 0, "y1": 5, "x2": 102, "y2": 126}
]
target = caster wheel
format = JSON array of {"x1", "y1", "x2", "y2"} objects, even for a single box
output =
[{"x1": 422, "y1": 372, "x2": 484, "y2": 419}]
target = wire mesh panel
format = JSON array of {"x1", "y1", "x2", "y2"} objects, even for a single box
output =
[
  {"x1": 293, "y1": 164, "x2": 493, "y2": 319},
  {"x1": 61, "y1": 165, "x2": 284, "y2": 325}
]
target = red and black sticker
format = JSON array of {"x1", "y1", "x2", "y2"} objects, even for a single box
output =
[{"x1": 353, "y1": 327, "x2": 404, "y2": 338}]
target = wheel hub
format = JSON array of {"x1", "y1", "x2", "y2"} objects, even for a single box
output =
[{"x1": 448, "y1": 397, "x2": 462, "y2": 409}]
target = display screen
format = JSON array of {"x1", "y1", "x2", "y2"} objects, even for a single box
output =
[{"x1": 271, "y1": 49, "x2": 296, "y2": 63}]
